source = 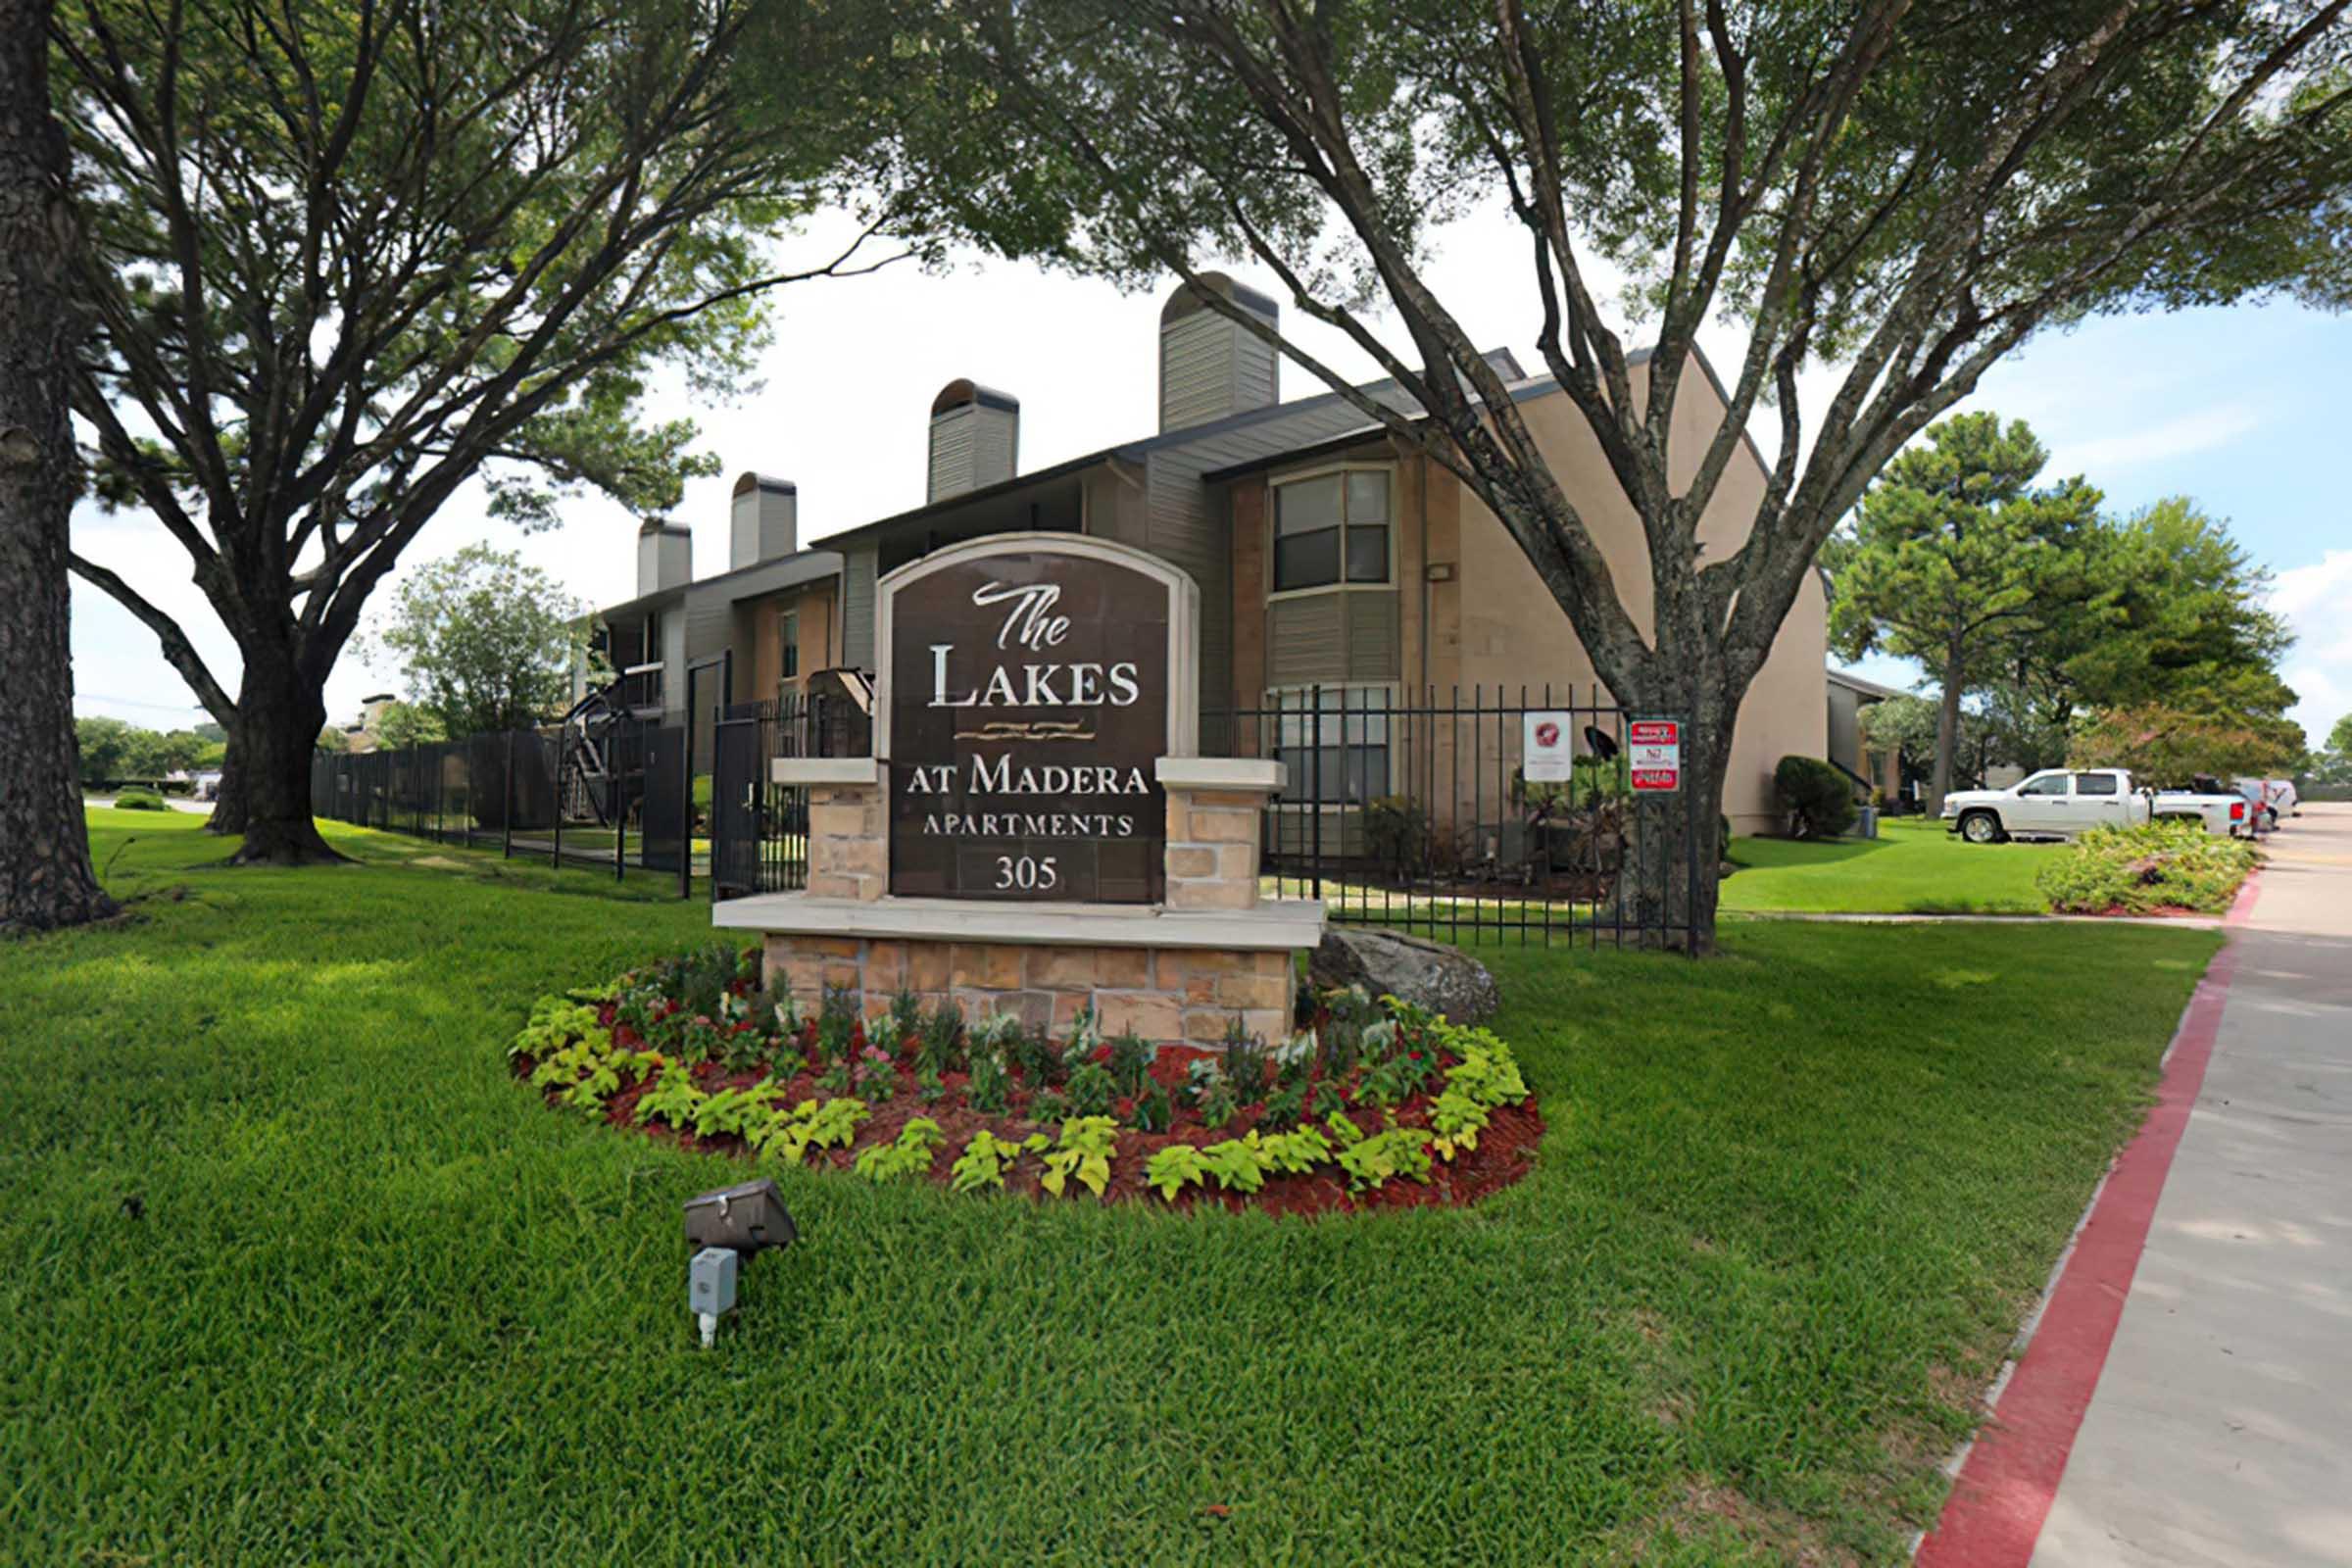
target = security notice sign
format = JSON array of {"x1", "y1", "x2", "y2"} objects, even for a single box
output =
[
  {"x1": 1522, "y1": 711, "x2": 1573, "y2": 782},
  {"x1": 1629, "y1": 718, "x2": 1682, "y2": 792}
]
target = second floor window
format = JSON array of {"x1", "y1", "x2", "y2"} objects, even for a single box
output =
[
  {"x1": 780, "y1": 610, "x2": 801, "y2": 680},
  {"x1": 1273, "y1": 468, "x2": 1391, "y2": 593}
]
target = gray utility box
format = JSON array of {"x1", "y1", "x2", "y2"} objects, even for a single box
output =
[
  {"x1": 683, "y1": 1178, "x2": 798, "y2": 1256},
  {"x1": 690, "y1": 1247, "x2": 739, "y2": 1318}
]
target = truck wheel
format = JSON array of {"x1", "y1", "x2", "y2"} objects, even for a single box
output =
[{"x1": 1959, "y1": 809, "x2": 2004, "y2": 845}]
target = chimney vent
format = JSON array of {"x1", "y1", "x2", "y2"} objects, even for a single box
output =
[
  {"x1": 927, "y1": 379, "x2": 1018, "y2": 503},
  {"x1": 728, "y1": 472, "x2": 798, "y2": 570},
  {"x1": 1159, "y1": 272, "x2": 1279, "y2": 431},
  {"x1": 637, "y1": 518, "x2": 692, "y2": 597}
]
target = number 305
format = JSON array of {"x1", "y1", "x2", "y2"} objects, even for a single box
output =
[{"x1": 994, "y1": 855, "x2": 1059, "y2": 892}]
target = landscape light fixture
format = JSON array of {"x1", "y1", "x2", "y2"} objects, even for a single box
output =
[{"x1": 682, "y1": 1178, "x2": 797, "y2": 1348}]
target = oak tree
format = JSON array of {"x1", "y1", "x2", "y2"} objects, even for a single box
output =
[
  {"x1": 56, "y1": 0, "x2": 910, "y2": 862},
  {"x1": 893, "y1": 0, "x2": 2352, "y2": 947}
]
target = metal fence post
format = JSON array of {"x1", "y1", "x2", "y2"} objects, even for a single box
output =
[
  {"x1": 677, "y1": 722, "x2": 693, "y2": 902},
  {"x1": 1308, "y1": 685, "x2": 1323, "y2": 903},
  {"x1": 550, "y1": 730, "x2": 563, "y2": 872},
  {"x1": 1686, "y1": 714, "x2": 1702, "y2": 957}
]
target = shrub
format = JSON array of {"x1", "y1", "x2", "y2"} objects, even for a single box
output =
[
  {"x1": 1773, "y1": 756, "x2": 1857, "y2": 838},
  {"x1": 1362, "y1": 794, "x2": 1427, "y2": 867},
  {"x1": 112, "y1": 787, "x2": 171, "y2": 811},
  {"x1": 2038, "y1": 822, "x2": 2256, "y2": 914}
]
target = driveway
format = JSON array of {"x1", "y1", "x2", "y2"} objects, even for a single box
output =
[{"x1": 1924, "y1": 804, "x2": 2352, "y2": 1566}]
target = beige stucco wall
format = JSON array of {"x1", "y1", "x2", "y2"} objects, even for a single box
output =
[
  {"x1": 1444, "y1": 359, "x2": 1827, "y2": 833},
  {"x1": 745, "y1": 580, "x2": 840, "y2": 703}
]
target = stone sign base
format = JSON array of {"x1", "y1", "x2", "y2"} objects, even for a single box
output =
[{"x1": 754, "y1": 932, "x2": 1296, "y2": 1045}]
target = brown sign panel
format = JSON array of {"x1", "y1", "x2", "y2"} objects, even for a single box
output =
[{"x1": 887, "y1": 548, "x2": 1170, "y2": 903}]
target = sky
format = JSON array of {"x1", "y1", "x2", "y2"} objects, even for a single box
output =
[{"x1": 67, "y1": 206, "x2": 2352, "y2": 752}]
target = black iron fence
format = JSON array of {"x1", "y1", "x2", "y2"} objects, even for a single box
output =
[
  {"x1": 704, "y1": 681, "x2": 1697, "y2": 948},
  {"x1": 310, "y1": 713, "x2": 705, "y2": 894},
  {"x1": 1202, "y1": 685, "x2": 1699, "y2": 949}
]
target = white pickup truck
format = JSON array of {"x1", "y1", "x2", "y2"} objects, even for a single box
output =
[{"x1": 1942, "y1": 768, "x2": 2256, "y2": 844}]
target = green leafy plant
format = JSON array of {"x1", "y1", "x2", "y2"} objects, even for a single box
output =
[
  {"x1": 854, "y1": 1118, "x2": 947, "y2": 1183},
  {"x1": 814, "y1": 1062, "x2": 852, "y2": 1097},
  {"x1": 949, "y1": 1129, "x2": 1049, "y2": 1194},
  {"x1": 1443, "y1": 1032, "x2": 1530, "y2": 1108},
  {"x1": 1030, "y1": 1088, "x2": 1071, "y2": 1125},
  {"x1": 1221, "y1": 1019, "x2": 1268, "y2": 1102},
  {"x1": 1429, "y1": 1089, "x2": 1491, "y2": 1161},
  {"x1": 1146, "y1": 1144, "x2": 1208, "y2": 1201},
  {"x1": 509, "y1": 995, "x2": 606, "y2": 1061},
  {"x1": 1064, "y1": 1060, "x2": 1117, "y2": 1119},
  {"x1": 1199, "y1": 1134, "x2": 1268, "y2": 1195},
  {"x1": 967, "y1": 1052, "x2": 1010, "y2": 1115},
  {"x1": 1105, "y1": 1030, "x2": 1153, "y2": 1099},
  {"x1": 915, "y1": 1003, "x2": 965, "y2": 1077},
  {"x1": 1132, "y1": 1080, "x2": 1174, "y2": 1134},
  {"x1": 752, "y1": 1097, "x2": 870, "y2": 1166},
  {"x1": 888, "y1": 989, "x2": 925, "y2": 1047},
  {"x1": 1039, "y1": 1117, "x2": 1118, "y2": 1199},
  {"x1": 914, "y1": 1068, "x2": 948, "y2": 1105},
  {"x1": 1258, "y1": 1078, "x2": 1307, "y2": 1132},
  {"x1": 1007, "y1": 1022, "x2": 1064, "y2": 1088},
  {"x1": 1194, "y1": 1077, "x2": 1240, "y2": 1129},
  {"x1": 2037, "y1": 821, "x2": 2257, "y2": 914},
  {"x1": 557, "y1": 1057, "x2": 621, "y2": 1119},
  {"x1": 1256, "y1": 1125, "x2": 1334, "y2": 1175},
  {"x1": 632, "y1": 1064, "x2": 709, "y2": 1130},
  {"x1": 692, "y1": 1077, "x2": 779, "y2": 1140},
  {"x1": 1329, "y1": 1115, "x2": 1435, "y2": 1192},
  {"x1": 1774, "y1": 755, "x2": 1859, "y2": 839},
  {"x1": 853, "y1": 1047, "x2": 900, "y2": 1102},
  {"x1": 814, "y1": 987, "x2": 859, "y2": 1065}
]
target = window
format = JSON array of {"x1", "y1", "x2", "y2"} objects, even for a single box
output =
[
  {"x1": 1271, "y1": 684, "x2": 1393, "y2": 805},
  {"x1": 780, "y1": 609, "x2": 801, "y2": 680},
  {"x1": 1272, "y1": 468, "x2": 1391, "y2": 593},
  {"x1": 2019, "y1": 773, "x2": 2069, "y2": 797},
  {"x1": 2076, "y1": 771, "x2": 2119, "y2": 796}
]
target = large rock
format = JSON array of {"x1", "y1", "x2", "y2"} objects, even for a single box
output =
[{"x1": 1308, "y1": 927, "x2": 1500, "y2": 1026}]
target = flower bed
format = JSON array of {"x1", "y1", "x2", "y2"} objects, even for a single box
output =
[
  {"x1": 2037, "y1": 821, "x2": 2258, "y2": 915},
  {"x1": 508, "y1": 945, "x2": 1544, "y2": 1215}
]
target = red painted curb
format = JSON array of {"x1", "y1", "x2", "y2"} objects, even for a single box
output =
[{"x1": 1914, "y1": 867, "x2": 2260, "y2": 1566}]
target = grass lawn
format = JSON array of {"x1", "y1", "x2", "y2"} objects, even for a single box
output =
[
  {"x1": 1722, "y1": 815, "x2": 2055, "y2": 914},
  {"x1": 1, "y1": 808, "x2": 2216, "y2": 1564}
]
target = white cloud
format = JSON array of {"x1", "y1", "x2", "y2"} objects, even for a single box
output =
[
  {"x1": 2271, "y1": 550, "x2": 2352, "y2": 748},
  {"x1": 2044, "y1": 403, "x2": 2262, "y2": 478}
]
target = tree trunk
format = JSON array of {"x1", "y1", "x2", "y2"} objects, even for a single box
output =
[
  {"x1": 225, "y1": 660, "x2": 345, "y2": 865},
  {"x1": 1606, "y1": 680, "x2": 1732, "y2": 956},
  {"x1": 207, "y1": 734, "x2": 247, "y2": 834},
  {"x1": 0, "y1": 0, "x2": 118, "y2": 933},
  {"x1": 1928, "y1": 642, "x2": 1966, "y2": 815}
]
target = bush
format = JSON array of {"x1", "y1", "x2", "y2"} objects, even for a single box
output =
[
  {"x1": 1773, "y1": 756, "x2": 1857, "y2": 838},
  {"x1": 1362, "y1": 795, "x2": 1427, "y2": 868},
  {"x1": 2038, "y1": 822, "x2": 2256, "y2": 914},
  {"x1": 111, "y1": 787, "x2": 172, "y2": 811}
]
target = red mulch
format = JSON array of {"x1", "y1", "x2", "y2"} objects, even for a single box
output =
[{"x1": 520, "y1": 1027, "x2": 1544, "y2": 1219}]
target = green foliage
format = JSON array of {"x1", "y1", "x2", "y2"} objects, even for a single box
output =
[
  {"x1": 750, "y1": 1098, "x2": 870, "y2": 1166},
  {"x1": 1145, "y1": 1144, "x2": 1208, "y2": 1201},
  {"x1": 1104, "y1": 1030, "x2": 1152, "y2": 1099},
  {"x1": 1362, "y1": 794, "x2": 1428, "y2": 868},
  {"x1": 1774, "y1": 756, "x2": 1859, "y2": 839},
  {"x1": 2038, "y1": 823, "x2": 2258, "y2": 915},
  {"x1": 1029, "y1": 1088, "x2": 1071, "y2": 1125},
  {"x1": 1335, "y1": 1121, "x2": 1436, "y2": 1194},
  {"x1": 1429, "y1": 1091, "x2": 1491, "y2": 1162},
  {"x1": 1220, "y1": 1024, "x2": 1268, "y2": 1102},
  {"x1": 509, "y1": 995, "x2": 606, "y2": 1061},
  {"x1": 371, "y1": 702, "x2": 447, "y2": 752},
  {"x1": 1063, "y1": 1061, "x2": 1117, "y2": 1119},
  {"x1": 1256, "y1": 1126, "x2": 1335, "y2": 1175},
  {"x1": 1198, "y1": 1135, "x2": 1268, "y2": 1195},
  {"x1": 691, "y1": 1078, "x2": 779, "y2": 1140},
  {"x1": 110, "y1": 787, "x2": 171, "y2": 811},
  {"x1": 1442, "y1": 1031, "x2": 1530, "y2": 1108},
  {"x1": 1039, "y1": 1117, "x2": 1119, "y2": 1199},
  {"x1": 631, "y1": 1065, "x2": 708, "y2": 1130},
  {"x1": 1007, "y1": 1021, "x2": 1065, "y2": 1088},
  {"x1": 74, "y1": 716, "x2": 208, "y2": 784},
  {"x1": 2068, "y1": 703, "x2": 2305, "y2": 785},
  {"x1": 966, "y1": 1051, "x2": 1011, "y2": 1115},
  {"x1": 854, "y1": 1119, "x2": 948, "y2": 1184},
  {"x1": 914, "y1": 1003, "x2": 965, "y2": 1077},
  {"x1": 948, "y1": 1129, "x2": 1047, "y2": 1194},
  {"x1": 1131, "y1": 1080, "x2": 1174, "y2": 1134}
]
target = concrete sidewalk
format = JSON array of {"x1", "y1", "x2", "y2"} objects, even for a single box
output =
[{"x1": 2029, "y1": 805, "x2": 2352, "y2": 1566}]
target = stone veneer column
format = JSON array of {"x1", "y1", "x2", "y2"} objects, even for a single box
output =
[
  {"x1": 779, "y1": 759, "x2": 887, "y2": 903},
  {"x1": 1157, "y1": 756, "x2": 1286, "y2": 913}
]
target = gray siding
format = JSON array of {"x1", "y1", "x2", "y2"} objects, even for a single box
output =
[
  {"x1": 841, "y1": 542, "x2": 878, "y2": 669},
  {"x1": 1346, "y1": 592, "x2": 1400, "y2": 683},
  {"x1": 1159, "y1": 311, "x2": 1278, "y2": 431},
  {"x1": 927, "y1": 405, "x2": 1017, "y2": 501},
  {"x1": 1267, "y1": 596, "x2": 1345, "y2": 686}
]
